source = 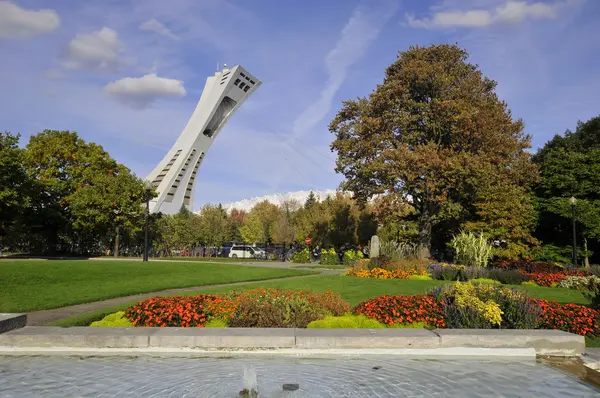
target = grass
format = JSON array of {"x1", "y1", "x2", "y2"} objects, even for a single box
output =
[
  {"x1": 0, "y1": 260, "x2": 314, "y2": 312},
  {"x1": 101, "y1": 256, "x2": 269, "y2": 262},
  {"x1": 293, "y1": 265, "x2": 349, "y2": 270}
]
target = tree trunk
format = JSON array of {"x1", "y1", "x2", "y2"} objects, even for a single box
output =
[
  {"x1": 114, "y1": 225, "x2": 120, "y2": 257},
  {"x1": 584, "y1": 237, "x2": 590, "y2": 268},
  {"x1": 418, "y1": 209, "x2": 432, "y2": 259}
]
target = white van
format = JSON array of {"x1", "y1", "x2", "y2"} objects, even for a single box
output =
[{"x1": 229, "y1": 245, "x2": 264, "y2": 259}]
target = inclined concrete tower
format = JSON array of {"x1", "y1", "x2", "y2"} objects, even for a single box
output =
[{"x1": 147, "y1": 65, "x2": 261, "y2": 214}]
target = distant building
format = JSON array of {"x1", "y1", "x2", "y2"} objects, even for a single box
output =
[{"x1": 147, "y1": 65, "x2": 261, "y2": 214}]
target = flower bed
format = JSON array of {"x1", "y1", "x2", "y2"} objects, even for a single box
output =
[
  {"x1": 521, "y1": 270, "x2": 587, "y2": 287},
  {"x1": 111, "y1": 283, "x2": 600, "y2": 338},
  {"x1": 353, "y1": 295, "x2": 445, "y2": 328},
  {"x1": 346, "y1": 267, "x2": 423, "y2": 279}
]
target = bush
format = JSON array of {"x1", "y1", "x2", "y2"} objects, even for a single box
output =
[
  {"x1": 449, "y1": 231, "x2": 492, "y2": 268},
  {"x1": 353, "y1": 295, "x2": 445, "y2": 328},
  {"x1": 533, "y1": 244, "x2": 572, "y2": 264},
  {"x1": 291, "y1": 248, "x2": 311, "y2": 264},
  {"x1": 343, "y1": 249, "x2": 364, "y2": 265},
  {"x1": 320, "y1": 248, "x2": 339, "y2": 265},
  {"x1": 558, "y1": 275, "x2": 592, "y2": 290},
  {"x1": 205, "y1": 318, "x2": 228, "y2": 328},
  {"x1": 494, "y1": 259, "x2": 564, "y2": 273},
  {"x1": 488, "y1": 269, "x2": 531, "y2": 285},
  {"x1": 307, "y1": 314, "x2": 384, "y2": 328},
  {"x1": 429, "y1": 263, "x2": 466, "y2": 281},
  {"x1": 430, "y1": 282, "x2": 541, "y2": 329},
  {"x1": 90, "y1": 311, "x2": 133, "y2": 327},
  {"x1": 227, "y1": 289, "x2": 350, "y2": 328},
  {"x1": 470, "y1": 278, "x2": 498, "y2": 285},
  {"x1": 125, "y1": 295, "x2": 236, "y2": 327},
  {"x1": 463, "y1": 266, "x2": 490, "y2": 281},
  {"x1": 534, "y1": 299, "x2": 600, "y2": 336},
  {"x1": 367, "y1": 256, "x2": 391, "y2": 270},
  {"x1": 409, "y1": 274, "x2": 433, "y2": 281}
]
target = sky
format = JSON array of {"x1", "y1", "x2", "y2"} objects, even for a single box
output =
[{"x1": 1, "y1": 0, "x2": 599, "y2": 210}]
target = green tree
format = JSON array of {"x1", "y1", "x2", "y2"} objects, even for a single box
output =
[
  {"x1": 272, "y1": 200, "x2": 299, "y2": 245},
  {"x1": 227, "y1": 208, "x2": 246, "y2": 242},
  {"x1": 0, "y1": 132, "x2": 29, "y2": 248},
  {"x1": 304, "y1": 191, "x2": 317, "y2": 209},
  {"x1": 22, "y1": 130, "x2": 151, "y2": 254},
  {"x1": 197, "y1": 204, "x2": 228, "y2": 247},
  {"x1": 533, "y1": 115, "x2": 600, "y2": 265},
  {"x1": 330, "y1": 44, "x2": 537, "y2": 256},
  {"x1": 239, "y1": 200, "x2": 280, "y2": 244},
  {"x1": 328, "y1": 193, "x2": 358, "y2": 249}
]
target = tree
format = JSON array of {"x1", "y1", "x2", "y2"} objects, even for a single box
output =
[
  {"x1": 328, "y1": 193, "x2": 358, "y2": 249},
  {"x1": 22, "y1": 130, "x2": 151, "y2": 254},
  {"x1": 0, "y1": 132, "x2": 29, "y2": 247},
  {"x1": 197, "y1": 204, "x2": 228, "y2": 247},
  {"x1": 330, "y1": 44, "x2": 537, "y2": 256},
  {"x1": 533, "y1": 115, "x2": 600, "y2": 265},
  {"x1": 272, "y1": 200, "x2": 299, "y2": 245},
  {"x1": 239, "y1": 200, "x2": 280, "y2": 244},
  {"x1": 304, "y1": 191, "x2": 317, "y2": 209},
  {"x1": 227, "y1": 208, "x2": 246, "y2": 242}
]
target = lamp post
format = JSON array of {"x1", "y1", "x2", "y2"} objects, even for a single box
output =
[
  {"x1": 570, "y1": 196, "x2": 577, "y2": 268},
  {"x1": 143, "y1": 186, "x2": 151, "y2": 262}
]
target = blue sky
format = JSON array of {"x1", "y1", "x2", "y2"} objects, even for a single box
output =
[{"x1": 1, "y1": 0, "x2": 599, "y2": 210}]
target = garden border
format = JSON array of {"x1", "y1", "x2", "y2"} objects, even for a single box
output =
[{"x1": 0, "y1": 314, "x2": 584, "y2": 358}]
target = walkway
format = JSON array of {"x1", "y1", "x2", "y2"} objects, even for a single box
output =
[{"x1": 26, "y1": 266, "x2": 340, "y2": 326}]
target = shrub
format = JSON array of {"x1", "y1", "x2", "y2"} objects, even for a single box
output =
[
  {"x1": 431, "y1": 283, "x2": 541, "y2": 329},
  {"x1": 409, "y1": 274, "x2": 433, "y2": 281},
  {"x1": 429, "y1": 263, "x2": 466, "y2": 281},
  {"x1": 532, "y1": 244, "x2": 572, "y2": 264},
  {"x1": 343, "y1": 249, "x2": 364, "y2": 265},
  {"x1": 90, "y1": 311, "x2": 133, "y2": 327},
  {"x1": 470, "y1": 278, "x2": 498, "y2": 285},
  {"x1": 388, "y1": 259, "x2": 430, "y2": 274},
  {"x1": 521, "y1": 281, "x2": 538, "y2": 286},
  {"x1": 353, "y1": 295, "x2": 445, "y2": 328},
  {"x1": 449, "y1": 231, "x2": 492, "y2": 268},
  {"x1": 463, "y1": 266, "x2": 490, "y2": 281},
  {"x1": 488, "y1": 269, "x2": 531, "y2": 285},
  {"x1": 534, "y1": 299, "x2": 600, "y2": 336},
  {"x1": 367, "y1": 256, "x2": 391, "y2": 270},
  {"x1": 291, "y1": 248, "x2": 311, "y2": 264},
  {"x1": 320, "y1": 248, "x2": 339, "y2": 265},
  {"x1": 227, "y1": 289, "x2": 350, "y2": 328},
  {"x1": 494, "y1": 259, "x2": 564, "y2": 273},
  {"x1": 558, "y1": 275, "x2": 592, "y2": 290},
  {"x1": 307, "y1": 314, "x2": 384, "y2": 328},
  {"x1": 125, "y1": 295, "x2": 236, "y2": 327},
  {"x1": 205, "y1": 318, "x2": 228, "y2": 328}
]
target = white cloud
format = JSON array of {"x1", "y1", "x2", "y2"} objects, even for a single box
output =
[
  {"x1": 408, "y1": 0, "x2": 583, "y2": 29},
  {"x1": 0, "y1": 1, "x2": 60, "y2": 39},
  {"x1": 291, "y1": 1, "x2": 399, "y2": 136},
  {"x1": 62, "y1": 27, "x2": 125, "y2": 71},
  {"x1": 139, "y1": 18, "x2": 178, "y2": 40},
  {"x1": 103, "y1": 73, "x2": 186, "y2": 109}
]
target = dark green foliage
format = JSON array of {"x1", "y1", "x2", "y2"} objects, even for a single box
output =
[{"x1": 488, "y1": 269, "x2": 531, "y2": 284}]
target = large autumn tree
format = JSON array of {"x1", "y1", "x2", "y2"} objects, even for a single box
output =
[{"x1": 330, "y1": 44, "x2": 537, "y2": 256}]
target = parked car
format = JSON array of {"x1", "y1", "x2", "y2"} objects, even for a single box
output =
[{"x1": 229, "y1": 245, "x2": 263, "y2": 259}]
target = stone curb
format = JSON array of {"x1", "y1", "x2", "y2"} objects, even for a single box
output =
[
  {"x1": 0, "y1": 314, "x2": 26, "y2": 334},
  {"x1": 0, "y1": 346, "x2": 537, "y2": 359},
  {"x1": 0, "y1": 325, "x2": 584, "y2": 357}
]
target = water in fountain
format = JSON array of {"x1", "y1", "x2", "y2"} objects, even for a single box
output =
[{"x1": 240, "y1": 365, "x2": 259, "y2": 397}]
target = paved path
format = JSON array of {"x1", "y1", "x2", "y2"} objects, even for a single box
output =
[{"x1": 26, "y1": 268, "x2": 340, "y2": 326}]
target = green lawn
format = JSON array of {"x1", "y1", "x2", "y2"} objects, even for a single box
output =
[
  {"x1": 102, "y1": 256, "x2": 269, "y2": 262},
  {"x1": 293, "y1": 265, "x2": 349, "y2": 270},
  {"x1": 0, "y1": 260, "x2": 314, "y2": 312},
  {"x1": 51, "y1": 275, "x2": 589, "y2": 327}
]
